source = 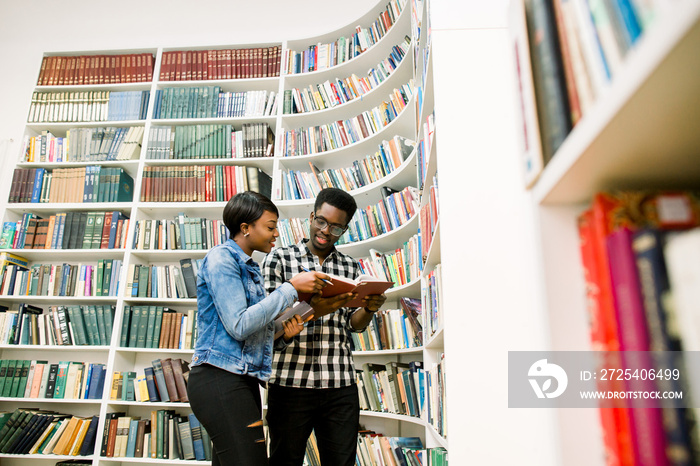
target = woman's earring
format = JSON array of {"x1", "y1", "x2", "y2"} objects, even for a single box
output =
[{"x1": 244, "y1": 232, "x2": 249, "y2": 237}]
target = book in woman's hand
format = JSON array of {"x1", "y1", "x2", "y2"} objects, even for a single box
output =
[{"x1": 273, "y1": 301, "x2": 314, "y2": 339}]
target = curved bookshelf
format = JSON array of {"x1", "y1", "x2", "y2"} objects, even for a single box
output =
[
  {"x1": 143, "y1": 157, "x2": 274, "y2": 170},
  {"x1": 338, "y1": 212, "x2": 419, "y2": 258},
  {"x1": 155, "y1": 76, "x2": 279, "y2": 91},
  {"x1": 278, "y1": 91, "x2": 416, "y2": 160},
  {"x1": 283, "y1": 0, "x2": 410, "y2": 80},
  {"x1": 282, "y1": 41, "x2": 414, "y2": 120},
  {"x1": 278, "y1": 148, "x2": 417, "y2": 202}
]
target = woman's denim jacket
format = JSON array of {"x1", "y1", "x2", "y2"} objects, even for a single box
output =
[{"x1": 191, "y1": 239, "x2": 297, "y2": 382}]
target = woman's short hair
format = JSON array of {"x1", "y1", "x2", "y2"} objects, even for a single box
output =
[
  {"x1": 314, "y1": 188, "x2": 357, "y2": 223},
  {"x1": 223, "y1": 191, "x2": 279, "y2": 237}
]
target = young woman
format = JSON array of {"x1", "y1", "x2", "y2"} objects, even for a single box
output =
[{"x1": 187, "y1": 191, "x2": 329, "y2": 465}]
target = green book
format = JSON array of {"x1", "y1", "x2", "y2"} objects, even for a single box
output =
[
  {"x1": 85, "y1": 305, "x2": 100, "y2": 345},
  {"x1": 138, "y1": 265, "x2": 149, "y2": 298},
  {"x1": 68, "y1": 305, "x2": 89, "y2": 345},
  {"x1": 11, "y1": 359, "x2": 30, "y2": 398},
  {"x1": 120, "y1": 305, "x2": 132, "y2": 347},
  {"x1": 52, "y1": 361, "x2": 70, "y2": 399},
  {"x1": 128, "y1": 306, "x2": 142, "y2": 347},
  {"x1": 0, "y1": 360, "x2": 10, "y2": 395},
  {"x1": 102, "y1": 259, "x2": 113, "y2": 296},
  {"x1": 123, "y1": 371, "x2": 137, "y2": 402},
  {"x1": 30, "y1": 265, "x2": 41, "y2": 295},
  {"x1": 0, "y1": 409, "x2": 24, "y2": 449},
  {"x1": 95, "y1": 305, "x2": 107, "y2": 346},
  {"x1": 104, "y1": 305, "x2": 115, "y2": 345},
  {"x1": 82, "y1": 212, "x2": 97, "y2": 249},
  {"x1": 145, "y1": 306, "x2": 157, "y2": 349},
  {"x1": 92, "y1": 213, "x2": 105, "y2": 248},
  {"x1": 1, "y1": 360, "x2": 18, "y2": 397},
  {"x1": 135, "y1": 305, "x2": 149, "y2": 348},
  {"x1": 156, "y1": 409, "x2": 165, "y2": 458},
  {"x1": 152, "y1": 306, "x2": 164, "y2": 349},
  {"x1": 95, "y1": 260, "x2": 105, "y2": 297},
  {"x1": 0, "y1": 411, "x2": 13, "y2": 432}
]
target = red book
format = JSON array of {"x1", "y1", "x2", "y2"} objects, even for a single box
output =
[
  {"x1": 607, "y1": 228, "x2": 669, "y2": 465},
  {"x1": 101, "y1": 212, "x2": 113, "y2": 249},
  {"x1": 145, "y1": 53, "x2": 154, "y2": 81},
  {"x1": 160, "y1": 52, "x2": 170, "y2": 81},
  {"x1": 186, "y1": 51, "x2": 193, "y2": 81}
]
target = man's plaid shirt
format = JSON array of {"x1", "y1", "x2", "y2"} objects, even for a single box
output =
[{"x1": 262, "y1": 239, "x2": 361, "y2": 388}]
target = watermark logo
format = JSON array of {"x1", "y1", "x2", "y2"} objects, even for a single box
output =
[{"x1": 528, "y1": 359, "x2": 568, "y2": 399}]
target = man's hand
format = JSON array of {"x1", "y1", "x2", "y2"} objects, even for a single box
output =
[
  {"x1": 282, "y1": 314, "x2": 307, "y2": 342},
  {"x1": 362, "y1": 293, "x2": 387, "y2": 313},
  {"x1": 309, "y1": 292, "x2": 358, "y2": 319}
]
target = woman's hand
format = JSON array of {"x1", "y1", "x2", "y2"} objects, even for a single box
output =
[
  {"x1": 289, "y1": 271, "x2": 330, "y2": 294},
  {"x1": 282, "y1": 314, "x2": 307, "y2": 342}
]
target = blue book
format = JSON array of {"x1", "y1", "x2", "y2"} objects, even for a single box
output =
[
  {"x1": 125, "y1": 418, "x2": 139, "y2": 457},
  {"x1": 30, "y1": 169, "x2": 44, "y2": 203},
  {"x1": 611, "y1": 0, "x2": 642, "y2": 47},
  {"x1": 79, "y1": 415, "x2": 100, "y2": 456},
  {"x1": 107, "y1": 211, "x2": 120, "y2": 248},
  {"x1": 188, "y1": 413, "x2": 206, "y2": 461}
]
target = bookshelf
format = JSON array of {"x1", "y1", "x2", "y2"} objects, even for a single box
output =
[{"x1": 0, "y1": 0, "x2": 447, "y2": 464}]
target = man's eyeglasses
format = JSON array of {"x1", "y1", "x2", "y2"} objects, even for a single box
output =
[{"x1": 312, "y1": 214, "x2": 348, "y2": 236}]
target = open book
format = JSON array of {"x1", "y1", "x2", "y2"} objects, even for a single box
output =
[
  {"x1": 298, "y1": 273, "x2": 393, "y2": 308},
  {"x1": 273, "y1": 301, "x2": 314, "y2": 339}
]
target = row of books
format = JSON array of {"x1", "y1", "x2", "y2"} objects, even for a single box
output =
[
  {"x1": 281, "y1": 136, "x2": 414, "y2": 200},
  {"x1": 417, "y1": 112, "x2": 434, "y2": 189},
  {"x1": 110, "y1": 358, "x2": 190, "y2": 403},
  {"x1": 28, "y1": 90, "x2": 150, "y2": 123},
  {"x1": 120, "y1": 306, "x2": 197, "y2": 350},
  {"x1": 215, "y1": 90, "x2": 278, "y2": 118},
  {"x1": 357, "y1": 234, "x2": 422, "y2": 287},
  {"x1": 347, "y1": 186, "x2": 420, "y2": 243},
  {"x1": 419, "y1": 179, "x2": 439, "y2": 261},
  {"x1": 576, "y1": 190, "x2": 700, "y2": 464},
  {"x1": 0, "y1": 360, "x2": 106, "y2": 400},
  {"x1": 146, "y1": 122, "x2": 274, "y2": 159},
  {"x1": 1, "y1": 211, "x2": 130, "y2": 250},
  {"x1": 38, "y1": 53, "x2": 154, "y2": 85},
  {"x1": 277, "y1": 217, "x2": 310, "y2": 248},
  {"x1": 355, "y1": 432, "x2": 446, "y2": 466},
  {"x1": 0, "y1": 409, "x2": 99, "y2": 456},
  {"x1": 160, "y1": 46, "x2": 282, "y2": 81},
  {"x1": 101, "y1": 410, "x2": 210, "y2": 461},
  {"x1": 21, "y1": 127, "x2": 144, "y2": 163},
  {"x1": 125, "y1": 259, "x2": 200, "y2": 299},
  {"x1": 139, "y1": 165, "x2": 272, "y2": 203},
  {"x1": 426, "y1": 354, "x2": 446, "y2": 438},
  {"x1": 132, "y1": 215, "x2": 230, "y2": 251},
  {"x1": 8, "y1": 166, "x2": 134, "y2": 204},
  {"x1": 283, "y1": 36, "x2": 410, "y2": 114},
  {"x1": 282, "y1": 0, "x2": 405, "y2": 74},
  {"x1": 280, "y1": 81, "x2": 414, "y2": 156},
  {"x1": 357, "y1": 360, "x2": 424, "y2": 417},
  {"x1": 353, "y1": 297, "x2": 423, "y2": 351},
  {"x1": 513, "y1": 0, "x2": 658, "y2": 180},
  {"x1": 1, "y1": 260, "x2": 123, "y2": 297},
  {"x1": 421, "y1": 264, "x2": 443, "y2": 341},
  {"x1": 152, "y1": 86, "x2": 278, "y2": 120},
  {"x1": 1, "y1": 304, "x2": 115, "y2": 346}
]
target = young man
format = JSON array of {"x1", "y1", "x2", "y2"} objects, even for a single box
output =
[{"x1": 262, "y1": 188, "x2": 386, "y2": 466}]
